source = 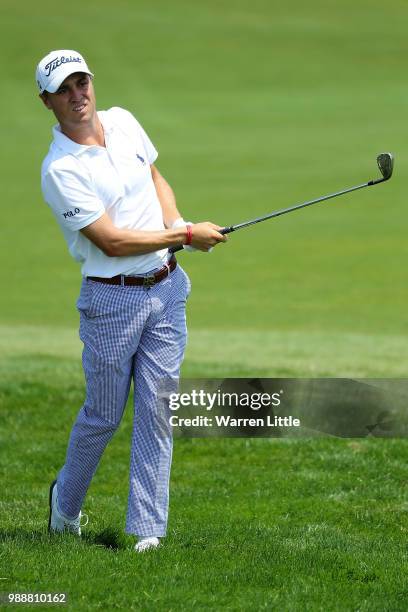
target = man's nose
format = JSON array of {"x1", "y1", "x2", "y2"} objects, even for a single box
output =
[{"x1": 69, "y1": 86, "x2": 82, "y2": 101}]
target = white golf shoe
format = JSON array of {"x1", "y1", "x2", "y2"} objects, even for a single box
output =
[
  {"x1": 48, "y1": 479, "x2": 88, "y2": 535},
  {"x1": 134, "y1": 537, "x2": 160, "y2": 552}
]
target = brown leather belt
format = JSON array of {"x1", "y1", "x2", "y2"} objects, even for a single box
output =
[{"x1": 87, "y1": 256, "x2": 177, "y2": 287}]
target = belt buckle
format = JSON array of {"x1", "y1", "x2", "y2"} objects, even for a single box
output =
[{"x1": 143, "y1": 274, "x2": 156, "y2": 288}]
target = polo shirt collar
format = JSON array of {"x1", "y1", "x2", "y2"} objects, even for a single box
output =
[{"x1": 52, "y1": 110, "x2": 113, "y2": 156}]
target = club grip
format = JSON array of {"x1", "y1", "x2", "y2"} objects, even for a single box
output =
[
  {"x1": 169, "y1": 226, "x2": 233, "y2": 254},
  {"x1": 169, "y1": 244, "x2": 184, "y2": 254}
]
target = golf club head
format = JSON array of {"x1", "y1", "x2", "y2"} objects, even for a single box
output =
[{"x1": 377, "y1": 152, "x2": 394, "y2": 181}]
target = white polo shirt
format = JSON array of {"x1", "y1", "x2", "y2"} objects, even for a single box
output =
[{"x1": 41, "y1": 106, "x2": 169, "y2": 277}]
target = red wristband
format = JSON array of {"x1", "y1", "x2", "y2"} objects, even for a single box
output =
[{"x1": 185, "y1": 224, "x2": 193, "y2": 246}]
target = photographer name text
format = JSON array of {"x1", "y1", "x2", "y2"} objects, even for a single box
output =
[{"x1": 169, "y1": 415, "x2": 300, "y2": 428}]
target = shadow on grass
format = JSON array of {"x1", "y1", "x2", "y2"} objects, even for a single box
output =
[
  {"x1": 83, "y1": 527, "x2": 126, "y2": 550},
  {"x1": 0, "y1": 527, "x2": 127, "y2": 551}
]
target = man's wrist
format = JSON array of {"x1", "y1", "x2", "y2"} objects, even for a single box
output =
[
  {"x1": 185, "y1": 224, "x2": 193, "y2": 245},
  {"x1": 171, "y1": 217, "x2": 187, "y2": 229},
  {"x1": 171, "y1": 217, "x2": 196, "y2": 252}
]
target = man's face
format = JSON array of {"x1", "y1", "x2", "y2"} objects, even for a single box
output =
[{"x1": 40, "y1": 72, "x2": 96, "y2": 128}]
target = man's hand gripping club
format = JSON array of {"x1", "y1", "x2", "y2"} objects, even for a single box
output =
[{"x1": 183, "y1": 222, "x2": 227, "y2": 252}]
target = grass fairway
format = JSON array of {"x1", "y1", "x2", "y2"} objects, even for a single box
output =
[
  {"x1": 1, "y1": 0, "x2": 407, "y2": 336},
  {"x1": 1, "y1": 0, "x2": 407, "y2": 609}
]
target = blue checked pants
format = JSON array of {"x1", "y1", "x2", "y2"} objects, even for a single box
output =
[{"x1": 56, "y1": 264, "x2": 190, "y2": 536}]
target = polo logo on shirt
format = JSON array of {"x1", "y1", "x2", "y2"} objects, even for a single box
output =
[
  {"x1": 136, "y1": 153, "x2": 146, "y2": 166},
  {"x1": 63, "y1": 207, "x2": 81, "y2": 219},
  {"x1": 44, "y1": 55, "x2": 82, "y2": 77}
]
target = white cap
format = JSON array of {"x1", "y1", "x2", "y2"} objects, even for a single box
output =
[{"x1": 35, "y1": 50, "x2": 94, "y2": 94}]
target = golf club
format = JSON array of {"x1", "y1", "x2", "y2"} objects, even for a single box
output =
[{"x1": 170, "y1": 152, "x2": 394, "y2": 253}]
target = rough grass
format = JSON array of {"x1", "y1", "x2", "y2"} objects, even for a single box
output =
[{"x1": 0, "y1": 328, "x2": 407, "y2": 610}]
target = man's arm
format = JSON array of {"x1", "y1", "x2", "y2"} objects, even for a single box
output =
[
  {"x1": 150, "y1": 164, "x2": 182, "y2": 228},
  {"x1": 80, "y1": 213, "x2": 226, "y2": 257}
]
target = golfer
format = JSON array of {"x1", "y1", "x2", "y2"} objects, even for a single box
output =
[{"x1": 36, "y1": 49, "x2": 227, "y2": 552}]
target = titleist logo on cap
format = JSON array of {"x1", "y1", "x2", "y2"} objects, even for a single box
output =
[
  {"x1": 44, "y1": 55, "x2": 82, "y2": 77},
  {"x1": 35, "y1": 49, "x2": 93, "y2": 93}
]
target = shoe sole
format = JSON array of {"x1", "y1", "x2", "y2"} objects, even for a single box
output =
[{"x1": 48, "y1": 479, "x2": 57, "y2": 533}]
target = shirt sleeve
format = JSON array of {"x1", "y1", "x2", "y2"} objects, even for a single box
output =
[{"x1": 42, "y1": 164, "x2": 105, "y2": 231}]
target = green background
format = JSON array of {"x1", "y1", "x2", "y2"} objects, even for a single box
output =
[
  {"x1": 1, "y1": 0, "x2": 407, "y2": 344},
  {"x1": 1, "y1": 1, "x2": 407, "y2": 610}
]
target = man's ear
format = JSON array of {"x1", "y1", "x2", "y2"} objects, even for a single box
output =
[{"x1": 39, "y1": 92, "x2": 52, "y2": 110}]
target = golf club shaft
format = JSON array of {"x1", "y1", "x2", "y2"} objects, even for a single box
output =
[
  {"x1": 170, "y1": 174, "x2": 387, "y2": 253},
  {"x1": 224, "y1": 178, "x2": 382, "y2": 233}
]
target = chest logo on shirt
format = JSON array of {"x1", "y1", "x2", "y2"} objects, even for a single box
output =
[
  {"x1": 136, "y1": 153, "x2": 146, "y2": 166},
  {"x1": 63, "y1": 207, "x2": 80, "y2": 219}
]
